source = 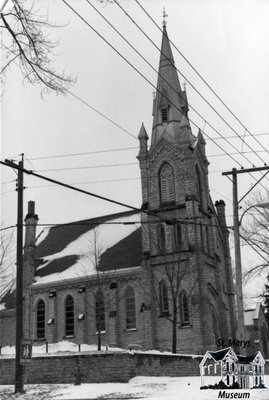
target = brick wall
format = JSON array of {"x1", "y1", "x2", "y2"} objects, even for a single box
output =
[
  {"x1": 0, "y1": 310, "x2": 15, "y2": 347},
  {"x1": 1, "y1": 353, "x2": 268, "y2": 385},
  {"x1": 0, "y1": 352, "x2": 202, "y2": 385}
]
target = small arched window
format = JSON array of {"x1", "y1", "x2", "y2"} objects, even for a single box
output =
[
  {"x1": 65, "y1": 295, "x2": 74, "y2": 336},
  {"x1": 36, "y1": 299, "x2": 45, "y2": 339},
  {"x1": 205, "y1": 226, "x2": 210, "y2": 254},
  {"x1": 195, "y1": 165, "x2": 203, "y2": 206},
  {"x1": 161, "y1": 107, "x2": 168, "y2": 123},
  {"x1": 159, "y1": 280, "x2": 169, "y2": 314},
  {"x1": 159, "y1": 163, "x2": 175, "y2": 204},
  {"x1": 96, "y1": 290, "x2": 105, "y2": 332},
  {"x1": 158, "y1": 224, "x2": 166, "y2": 252},
  {"x1": 125, "y1": 287, "x2": 136, "y2": 330},
  {"x1": 180, "y1": 292, "x2": 190, "y2": 326}
]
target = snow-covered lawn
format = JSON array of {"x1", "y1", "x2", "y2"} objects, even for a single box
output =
[{"x1": 0, "y1": 376, "x2": 268, "y2": 400}]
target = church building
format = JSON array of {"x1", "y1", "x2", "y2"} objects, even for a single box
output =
[{"x1": 1, "y1": 23, "x2": 241, "y2": 354}]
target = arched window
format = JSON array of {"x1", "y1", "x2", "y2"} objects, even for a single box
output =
[
  {"x1": 95, "y1": 290, "x2": 105, "y2": 332},
  {"x1": 205, "y1": 226, "x2": 210, "y2": 254},
  {"x1": 261, "y1": 324, "x2": 269, "y2": 358},
  {"x1": 159, "y1": 163, "x2": 175, "y2": 204},
  {"x1": 125, "y1": 287, "x2": 136, "y2": 329},
  {"x1": 174, "y1": 223, "x2": 182, "y2": 248},
  {"x1": 195, "y1": 165, "x2": 203, "y2": 206},
  {"x1": 65, "y1": 295, "x2": 74, "y2": 336},
  {"x1": 159, "y1": 280, "x2": 169, "y2": 314},
  {"x1": 180, "y1": 292, "x2": 190, "y2": 326},
  {"x1": 161, "y1": 107, "x2": 168, "y2": 123},
  {"x1": 36, "y1": 299, "x2": 45, "y2": 339},
  {"x1": 211, "y1": 305, "x2": 220, "y2": 346},
  {"x1": 158, "y1": 224, "x2": 166, "y2": 252}
]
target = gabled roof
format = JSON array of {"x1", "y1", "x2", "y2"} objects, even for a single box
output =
[
  {"x1": 237, "y1": 351, "x2": 264, "y2": 365},
  {"x1": 34, "y1": 210, "x2": 142, "y2": 285},
  {"x1": 0, "y1": 211, "x2": 143, "y2": 309},
  {"x1": 199, "y1": 347, "x2": 237, "y2": 368},
  {"x1": 208, "y1": 347, "x2": 234, "y2": 361}
]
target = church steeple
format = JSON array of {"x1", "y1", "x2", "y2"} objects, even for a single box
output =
[{"x1": 151, "y1": 23, "x2": 194, "y2": 147}]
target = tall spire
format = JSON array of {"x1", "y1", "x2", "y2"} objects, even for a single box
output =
[{"x1": 151, "y1": 22, "x2": 194, "y2": 147}]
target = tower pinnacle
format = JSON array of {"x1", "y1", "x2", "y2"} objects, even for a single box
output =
[{"x1": 151, "y1": 22, "x2": 195, "y2": 147}]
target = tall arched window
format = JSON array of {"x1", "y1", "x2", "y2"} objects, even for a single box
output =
[
  {"x1": 211, "y1": 305, "x2": 220, "y2": 345},
  {"x1": 125, "y1": 287, "x2": 136, "y2": 329},
  {"x1": 65, "y1": 295, "x2": 74, "y2": 336},
  {"x1": 180, "y1": 292, "x2": 190, "y2": 326},
  {"x1": 159, "y1": 163, "x2": 175, "y2": 204},
  {"x1": 174, "y1": 223, "x2": 182, "y2": 248},
  {"x1": 96, "y1": 290, "x2": 105, "y2": 332},
  {"x1": 159, "y1": 280, "x2": 169, "y2": 314},
  {"x1": 36, "y1": 299, "x2": 45, "y2": 339},
  {"x1": 261, "y1": 324, "x2": 269, "y2": 359},
  {"x1": 205, "y1": 226, "x2": 210, "y2": 254},
  {"x1": 195, "y1": 165, "x2": 203, "y2": 206}
]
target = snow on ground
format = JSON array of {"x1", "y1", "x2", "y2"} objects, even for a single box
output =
[
  {"x1": 0, "y1": 376, "x2": 268, "y2": 400},
  {"x1": 34, "y1": 214, "x2": 140, "y2": 285},
  {"x1": 0, "y1": 340, "x2": 126, "y2": 358}
]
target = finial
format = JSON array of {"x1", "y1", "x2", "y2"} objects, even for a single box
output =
[
  {"x1": 162, "y1": 7, "x2": 168, "y2": 27},
  {"x1": 152, "y1": 90, "x2": 156, "y2": 99},
  {"x1": 183, "y1": 81, "x2": 187, "y2": 91}
]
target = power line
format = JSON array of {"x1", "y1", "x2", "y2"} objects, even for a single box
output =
[
  {"x1": 114, "y1": 0, "x2": 268, "y2": 167},
  {"x1": 61, "y1": 1, "x2": 238, "y2": 167},
  {"x1": 134, "y1": 0, "x2": 269, "y2": 159},
  {"x1": 26, "y1": 177, "x2": 140, "y2": 188},
  {"x1": 62, "y1": 0, "x2": 268, "y2": 192},
  {"x1": 36, "y1": 162, "x2": 137, "y2": 173},
  {"x1": 86, "y1": 0, "x2": 267, "y2": 172},
  {"x1": 27, "y1": 146, "x2": 138, "y2": 161},
  {"x1": 67, "y1": 90, "x2": 137, "y2": 141},
  {"x1": 1, "y1": 160, "x2": 231, "y2": 229},
  {"x1": 0, "y1": 225, "x2": 16, "y2": 232}
]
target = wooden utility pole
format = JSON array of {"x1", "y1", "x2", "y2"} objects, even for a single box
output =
[
  {"x1": 222, "y1": 165, "x2": 269, "y2": 342},
  {"x1": 11, "y1": 156, "x2": 25, "y2": 393}
]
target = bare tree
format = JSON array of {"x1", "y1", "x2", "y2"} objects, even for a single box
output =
[
  {"x1": 141, "y1": 224, "x2": 198, "y2": 354},
  {"x1": 1, "y1": 0, "x2": 75, "y2": 94},
  {"x1": 240, "y1": 191, "x2": 269, "y2": 281},
  {"x1": 0, "y1": 227, "x2": 16, "y2": 300}
]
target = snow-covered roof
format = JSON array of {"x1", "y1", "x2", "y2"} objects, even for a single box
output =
[
  {"x1": 0, "y1": 210, "x2": 142, "y2": 309},
  {"x1": 34, "y1": 210, "x2": 142, "y2": 285}
]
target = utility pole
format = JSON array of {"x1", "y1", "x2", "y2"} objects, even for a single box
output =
[
  {"x1": 232, "y1": 168, "x2": 244, "y2": 339},
  {"x1": 222, "y1": 165, "x2": 269, "y2": 342},
  {"x1": 6, "y1": 156, "x2": 25, "y2": 393}
]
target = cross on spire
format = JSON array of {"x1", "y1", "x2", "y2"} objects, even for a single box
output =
[{"x1": 162, "y1": 7, "x2": 168, "y2": 27}]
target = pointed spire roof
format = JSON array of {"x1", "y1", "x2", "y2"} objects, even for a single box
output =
[
  {"x1": 138, "y1": 123, "x2": 148, "y2": 140},
  {"x1": 151, "y1": 24, "x2": 195, "y2": 147}
]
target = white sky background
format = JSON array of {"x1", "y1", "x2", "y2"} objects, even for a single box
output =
[{"x1": 1, "y1": 0, "x2": 269, "y2": 301}]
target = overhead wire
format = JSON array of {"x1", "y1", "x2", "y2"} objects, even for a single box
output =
[
  {"x1": 62, "y1": 0, "x2": 268, "y2": 191},
  {"x1": 85, "y1": 0, "x2": 264, "y2": 171},
  {"x1": 114, "y1": 0, "x2": 268, "y2": 167},
  {"x1": 1, "y1": 160, "x2": 231, "y2": 229},
  {"x1": 134, "y1": 0, "x2": 269, "y2": 160},
  {"x1": 61, "y1": 0, "x2": 240, "y2": 168}
]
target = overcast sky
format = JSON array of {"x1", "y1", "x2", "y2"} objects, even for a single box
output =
[{"x1": 1, "y1": 0, "x2": 269, "y2": 301}]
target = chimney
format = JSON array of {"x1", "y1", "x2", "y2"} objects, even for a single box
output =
[
  {"x1": 215, "y1": 200, "x2": 228, "y2": 231},
  {"x1": 24, "y1": 201, "x2": 38, "y2": 250}
]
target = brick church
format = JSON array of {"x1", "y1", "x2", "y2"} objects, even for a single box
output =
[{"x1": 1, "y1": 24, "x2": 268, "y2": 356}]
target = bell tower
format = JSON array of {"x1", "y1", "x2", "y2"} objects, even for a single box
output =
[{"x1": 138, "y1": 21, "x2": 236, "y2": 353}]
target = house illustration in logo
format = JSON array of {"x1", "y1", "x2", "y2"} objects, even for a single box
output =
[{"x1": 200, "y1": 347, "x2": 265, "y2": 389}]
